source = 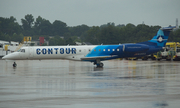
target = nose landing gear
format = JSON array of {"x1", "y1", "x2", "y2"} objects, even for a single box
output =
[{"x1": 13, "y1": 62, "x2": 17, "y2": 67}]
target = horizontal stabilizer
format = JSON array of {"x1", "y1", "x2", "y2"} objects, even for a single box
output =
[{"x1": 161, "y1": 26, "x2": 176, "y2": 31}]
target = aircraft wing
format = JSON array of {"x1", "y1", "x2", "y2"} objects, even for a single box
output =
[{"x1": 81, "y1": 56, "x2": 112, "y2": 61}]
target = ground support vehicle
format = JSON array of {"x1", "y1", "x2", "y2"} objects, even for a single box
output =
[
  {"x1": 173, "y1": 44, "x2": 180, "y2": 61},
  {"x1": 152, "y1": 42, "x2": 178, "y2": 61}
]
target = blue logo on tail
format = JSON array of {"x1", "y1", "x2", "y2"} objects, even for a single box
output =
[
  {"x1": 138, "y1": 26, "x2": 176, "y2": 47},
  {"x1": 148, "y1": 29, "x2": 169, "y2": 47},
  {"x1": 157, "y1": 35, "x2": 164, "y2": 43}
]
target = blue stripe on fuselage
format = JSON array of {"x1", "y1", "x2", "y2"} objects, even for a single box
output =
[{"x1": 86, "y1": 45, "x2": 123, "y2": 57}]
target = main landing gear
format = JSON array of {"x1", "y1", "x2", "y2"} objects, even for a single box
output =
[
  {"x1": 96, "y1": 63, "x2": 104, "y2": 68},
  {"x1": 94, "y1": 59, "x2": 104, "y2": 68},
  {"x1": 13, "y1": 62, "x2": 17, "y2": 67}
]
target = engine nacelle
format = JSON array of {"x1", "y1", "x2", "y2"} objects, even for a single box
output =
[{"x1": 123, "y1": 44, "x2": 149, "y2": 53}]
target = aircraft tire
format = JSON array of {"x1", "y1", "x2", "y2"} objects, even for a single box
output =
[
  {"x1": 166, "y1": 59, "x2": 171, "y2": 61},
  {"x1": 157, "y1": 59, "x2": 161, "y2": 61},
  {"x1": 100, "y1": 63, "x2": 104, "y2": 67},
  {"x1": 142, "y1": 58, "x2": 148, "y2": 60},
  {"x1": 173, "y1": 58, "x2": 178, "y2": 61},
  {"x1": 151, "y1": 57, "x2": 156, "y2": 60},
  {"x1": 97, "y1": 63, "x2": 103, "y2": 68},
  {"x1": 133, "y1": 58, "x2": 138, "y2": 60}
]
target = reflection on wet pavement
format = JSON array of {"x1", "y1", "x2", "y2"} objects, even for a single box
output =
[{"x1": 0, "y1": 59, "x2": 180, "y2": 108}]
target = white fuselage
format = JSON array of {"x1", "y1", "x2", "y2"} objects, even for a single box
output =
[{"x1": 2, "y1": 45, "x2": 96, "y2": 60}]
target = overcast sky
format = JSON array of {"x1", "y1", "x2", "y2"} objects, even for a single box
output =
[{"x1": 0, "y1": 0, "x2": 180, "y2": 27}]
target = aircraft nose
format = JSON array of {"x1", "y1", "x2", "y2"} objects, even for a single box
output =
[
  {"x1": 2, "y1": 54, "x2": 12, "y2": 60},
  {"x1": 2, "y1": 56, "x2": 6, "y2": 60},
  {"x1": 2, "y1": 53, "x2": 19, "y2": 60}
]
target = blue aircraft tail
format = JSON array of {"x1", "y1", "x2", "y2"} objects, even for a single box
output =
[{"x1": 139, "y1": 26, "x2": 176, "y2": 47}]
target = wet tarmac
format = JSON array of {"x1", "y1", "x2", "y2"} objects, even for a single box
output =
[{"x1": 0, "y1": 59, "x2": 180, "y2": 108}]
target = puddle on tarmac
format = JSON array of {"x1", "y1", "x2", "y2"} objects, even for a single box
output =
[{"x1": 0, "y1": 59, "x2": 180, "y2": 108}]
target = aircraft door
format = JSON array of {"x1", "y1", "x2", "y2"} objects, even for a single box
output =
[{"x1": 29, "y1": 47, "x2": 34, "y2": 58}]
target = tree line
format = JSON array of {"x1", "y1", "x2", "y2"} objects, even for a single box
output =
[{"x1": 0, "y1": 14, "x2": 180, "y2": 45}]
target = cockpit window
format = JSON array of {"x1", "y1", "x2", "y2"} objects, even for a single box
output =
[
  {"x1": 21, "y1": 49, "x2": 25, "y2": 53},
  {"x1": 17, "y1": 49, "x2": 25, "y2": 53},
  {"x1": 17, "y1": 49, "x2": 21, "y2": 52}
]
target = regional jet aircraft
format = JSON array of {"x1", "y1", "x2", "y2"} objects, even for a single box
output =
[{"x1": 2, "y1": 26, "x2": 176, "y2": 67}]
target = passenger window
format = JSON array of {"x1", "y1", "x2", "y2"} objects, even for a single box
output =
[
  {"x1": 99, "y1": 49, "x2": 101, "y2": 51},
  {"x1": 117, "y1": 49, "x2": 119, "y2": 51},
  {"x1": 103, "y1": 49, "x2": 105, "y2": 51},
  {"x1": 108, "y1": 49, "x2": 110, "y2": 51},
  {"x1": 94, "y1": 49, "x2": 96, "y2": 51},
  {"x1": 79, "y1": 50, "x2": 81, "y2": 52},
  {"x1": 113, "y1": 49, "x2": 115, "y2": 51}
]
